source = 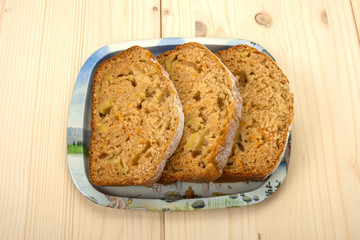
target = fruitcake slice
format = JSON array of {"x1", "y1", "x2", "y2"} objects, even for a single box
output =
[
  {"x1": 89, "y1": 46, "x2": 184, "y2": 186},
  {"x1": 157, "y1": 42, "x2": 242, "y2": 184},
  {"x1": 215, "y1": 45, "x2": 294, "y2": 182}
]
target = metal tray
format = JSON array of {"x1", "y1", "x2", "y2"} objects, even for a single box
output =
[{"x1": 67, "y1": 37, "x2": 292, "y2": 211}]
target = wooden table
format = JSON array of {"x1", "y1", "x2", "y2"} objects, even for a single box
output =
[{"x1": 1, "y1": 0, "x2": 359, "y2": 239}]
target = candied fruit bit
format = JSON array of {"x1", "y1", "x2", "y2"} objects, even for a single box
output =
[
  {"x1": 165, "y1": 54, "x2": 177, "y2": 72},
  {"x1": 99, "y1": 97, "x2": 112, "y2": 116}
]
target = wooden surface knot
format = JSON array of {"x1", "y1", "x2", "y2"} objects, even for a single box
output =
[
  {"x1": 320, "y1": 9, "x2": 329, "y2": 25},
  {"x1": 255, "y1": 12, "x2": 272, "y2": 27},
  {"x1": 163, "y1": 9, "x2": 170, "y2": 16},
  {"x1": 152, "y1": 6, "x2": 158, "y2": 12},
  {"x1": 195, "y1": 21, "x2": 207, "y2": 37}
]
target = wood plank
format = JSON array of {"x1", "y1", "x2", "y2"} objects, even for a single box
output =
[
  {"x1": 161, "y1": 0, "x2": 195, "y2": 37},
  {"x1": 0, "y1": 0, "x2": 163, "y2": 239},
  {"x1": 161, "y1": 0, "x2": 360, "y2": 239}
]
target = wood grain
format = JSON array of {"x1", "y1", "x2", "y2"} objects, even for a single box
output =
[
  {"x1": 161, "y1": 0, "x2": 360, "y2": 239},
  {"x1": 350, "y1": 0, "x2": 360, "y2": 40},
  {"x1": 0, "y1": 0, "x2": 163, "y2": 239}
]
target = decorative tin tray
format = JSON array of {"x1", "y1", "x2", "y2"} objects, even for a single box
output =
[{"x1": 67, "y1": 37, "x2": 292, "y2": 211}]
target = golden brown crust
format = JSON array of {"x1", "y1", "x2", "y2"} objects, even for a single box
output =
[
  {"x1": 156, "y1": 42, "x2": 241, "y2": 184},
  {"x1": 215, "y1": 45, "x2": 294, "y2": 182}
]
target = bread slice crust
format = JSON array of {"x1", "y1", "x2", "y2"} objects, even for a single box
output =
[
  {"x1": 157, "y1": 42, "x2": 242, "y2": 184},
  {"x1": 215, "y1": 45, "x2": 294, "y2": 182},
  {"x1": 89, "y1": 46, "x2": 184, "y2": 186}
]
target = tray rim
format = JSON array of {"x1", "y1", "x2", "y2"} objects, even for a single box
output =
[{"x1": 67, "y1": 37, "x2": 292, "y2": 211}]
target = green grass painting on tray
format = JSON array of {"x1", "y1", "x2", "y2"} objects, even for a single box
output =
[{"x1": 67, "y1": 141, "x2": 89, "y2": 157}]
